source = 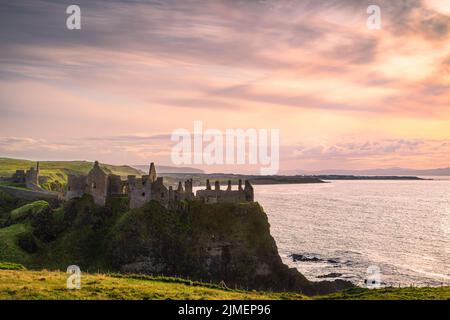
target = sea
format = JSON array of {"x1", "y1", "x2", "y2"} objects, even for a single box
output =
[{"x1": 254, "y1": 178, "x2": 450, "y2": 287}]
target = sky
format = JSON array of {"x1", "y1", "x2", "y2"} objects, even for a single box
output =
[{"x1": 0, "y1": 0, "x2": 449, "y2": 173}]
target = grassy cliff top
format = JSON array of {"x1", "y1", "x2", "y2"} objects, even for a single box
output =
[
  {"x1": 0, "y1": 157, "x2": 142, "y2": 177},
  {"x1": 0, "y1": 267, "x2": 448, "y2": 300},
  {"x1": 0, "y1": 157, "x2": 143, "y2": 191},
  {"x1": 0, "y1": 268, "x2": 307, "y2": 300}
]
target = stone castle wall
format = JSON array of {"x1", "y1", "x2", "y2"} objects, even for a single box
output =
[
  {"x1": 196, "y1": 179, "x2": 253, "y2": 204},
  {"x1": 64, "y1": 161, "x2": 254, "y2": 209},
  {"x1": 127, "y1": 175, "x2": 152, "y2": 209},
  {"x1": 66, "y1": 174, "x2": 87, "y2": 199},
  {"x1": 0, "y1": 185, "x2": 60, "y2": 206},
  {"x1": 4, "y1": 162, "x2": 41, "y2": 188},
  {"x1": 107, "y1": 174, "x2": 122, "y2": 196},
  {"x1": 5, "y1": 162, "x2": 42, "y2": 191},
  {"x1": 86, "y1": 161, "x2": 108, "y2": 206},
  {"x1": 11, "y1": 170, "x2": 26, "y2": 183}
]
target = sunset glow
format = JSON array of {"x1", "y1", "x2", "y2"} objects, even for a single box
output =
[{"x1": 0, "y1": 0, "x2": 449, "y2": 172}]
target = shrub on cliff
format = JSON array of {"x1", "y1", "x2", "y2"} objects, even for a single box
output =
[
  {"x1": 10, "y1": 201, "x2": 50, "y2": 222},
  {"x1": 17, "y1": 231, "x2": 38, "y2": 253},
  {"x1": 0, "y1": 190, "x2": 30, "y2": 223},
  {"x1": 31, "y1": 204, "x2": 58, "y2": 242}
]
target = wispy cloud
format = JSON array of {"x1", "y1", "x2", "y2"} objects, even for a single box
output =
[{"x1": 0, "y1": 0, "x2": 449, "y2": 170}]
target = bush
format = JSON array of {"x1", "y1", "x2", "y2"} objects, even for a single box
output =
[
  {"x1": 17, "y1": 232, "x2": 38, "y2": 253},
  {"x1": 0, "y1": 190, "x2": 27, "y2": 220},
  {"x1": 31, "y1": 205, "x2": 57, "y2": 242}
]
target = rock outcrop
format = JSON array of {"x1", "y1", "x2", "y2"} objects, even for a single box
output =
[
  {"x1": 108, "y1": 200, "x2": 353, "y2": 295},
  {"x1": 1, "y1": 191, "x2": 353, "y2": 295}
]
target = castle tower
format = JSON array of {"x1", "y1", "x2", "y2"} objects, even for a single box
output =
[
  {"x1": 86, "y1": 160, "x2": 108, "y2": 206},
  {"x1": 127, "y1": 175, "x2": 136, "y2": 187},
  {"x1": 238, "y1": 179, "x2": 243, "y2": 191},
  {"x1": 227, "y1": 180, "x2": 232, "y2": 191},
  {"x1": 25, "y1": 161, "x2": 40, "y2": 188},
  {"x1": 168, "y1": 186, "x2": 174, "y2": 202},
  {"x1": 206, "y1": 179, "x2": 211, "y2": 190},
  {"x1": 149, "y1": 162, "x2": 156, "y2": 183},
  {"x1": 184, "y1": 179, "x2": 193, "y2": 200},
  {"x1": 177, "y1": 181, "x2": 184, "y2": 192},
  {"x1": 244, "y1": 180, "x2": 254, "y2": 202},
  {"x1": 214, "y1": 181, "x2": 220, "y2": 191}
]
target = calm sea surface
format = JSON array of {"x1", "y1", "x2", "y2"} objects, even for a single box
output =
[{"x1": 254, "y1": 180, "x2": 450, "y2": 287}]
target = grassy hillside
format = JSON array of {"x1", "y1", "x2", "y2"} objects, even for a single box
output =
[
  {"x1": 318, "y1": 286, "x2": 450, "y2": 300},
  {"x1": 1, "y1": 192, "x2": 448, "y2": 300},
  {"x1": 0, "y1": 267, "x2": 307, "y2": 300},
  {"x1": 0, "y1": 200, "x2": 56, "y2": 265},
  {"x1": 0, "y1": 223, "x2": 32, "y2": 264},
  {"x1": 0, "y1": 157, "x2": 143, "y2": 191},
  {"x1": 0, "y1": 266, "x2": 448, "y2": 300}
]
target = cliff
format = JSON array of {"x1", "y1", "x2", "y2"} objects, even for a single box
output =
[
  {"x1": 0, "y1": 194, "x2": 353, "y2": 295},
  {"x1": 108, "y1": 200, "x2": 351, "y2": 295}
]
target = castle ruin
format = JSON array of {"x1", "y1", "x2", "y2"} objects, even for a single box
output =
[
  {"x1": 10, "y1": 162, "x2": 41, "y2": 190},
  {"x1": 66, "y1": 161, "x2": 254, "y2": 208}
]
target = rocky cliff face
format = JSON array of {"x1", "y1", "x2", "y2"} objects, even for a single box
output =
[
  {"x1": 107, "y1": 200, "x2": 352, "y2": 295},
  {"x1": 1, "y1": 192, "x2": 352, "y2": 295}
]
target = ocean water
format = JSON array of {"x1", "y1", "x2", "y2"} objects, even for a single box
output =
[{"x1": 254, "y1": 180, "x2": 450, "y2": 287}]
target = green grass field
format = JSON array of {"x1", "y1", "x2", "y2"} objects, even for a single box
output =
[
  {"x1": 0, "y1": 265, "x2": 448, "y2": 300},
  {"x1": 0, "y1": 157, "x2": 143, "y2": 191},
  {"x1": 0, "y1": 267, "x2": 307, "y2": 300},
  {"x1": 0, "y1": 224, "x2": 33, "y2": 264}
]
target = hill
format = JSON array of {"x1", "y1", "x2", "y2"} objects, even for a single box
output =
[
  {"x1": 0, "y1": 193, "x2": 352, "y2": 296},
  {"x1": 0, "y1": 158, "x2": 326, "y2": 191},
  {"x1": 132, "y1": 164, "x2": 204, "y2": 174},
  {"x1": 283, "y1": 167, "x2": 450, "y2": 176},
  {"x1": 0, "y1": 266, "x2": 307, "y2": 300},
  {"x1": 161, "y1": 173, "x2": 325, "y2": 187},
  {"x1": 0, "y1": 157, "x2": 142, "y2": 191},
  {"x1": 0, "y1": 265, "x2": 448, "y2": 300}
]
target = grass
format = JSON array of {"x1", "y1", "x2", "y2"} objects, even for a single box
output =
[
  {"x1": 0, "y1": 267, "x2": 448, "y2": 300},
  {"x1": 10, "y1": 201, "x2": 49, "y2": 221},
  {"x1": 0, "y1": 224, "x2": 32, "y2": 264},
  {"x1": 0, "y1": 158, "x2": 142, "y2": 177},
  {"x1": 0, "y1": 268, "x2": 308, "y2": 300},
  {"x1": 317, "y1": 286, "x2": 450, "y2": 300},
  {"x1": 0, "y1": 157, "x2": 143, "y2": 191}
]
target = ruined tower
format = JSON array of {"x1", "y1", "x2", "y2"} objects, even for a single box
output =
[
  {"x1": 25, "y1": 162, "x2": 40, "y2": 189},
  {"x1": 149, "y1": 162, "x2": 156, "y2": 183},
  {"x1": 184, "y1": 179, "x2": 194, "y2": 200},
  {"x1": 66, "y1": 174, "x2": 87, "y2": 200},
  {"x1": 238, "y1": 179, "x2": 243, "y2": 191},
  {"x1": 86, "y1": 161, "x2": 108, "y2": 206},
  {"x1": 244, "y1": 180, "x2": 254, "y2": 202}
]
